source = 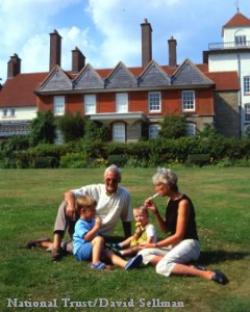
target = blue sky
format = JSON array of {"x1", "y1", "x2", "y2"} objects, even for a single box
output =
[{"x1": 0, "y1": 0, "x2": 250, "y2": 82}]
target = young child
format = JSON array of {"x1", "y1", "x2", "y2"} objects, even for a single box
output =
[
  {"x1": 109, "y1": 206, "x2": 157, "y2": 257},
  {"x1": 73, "y1": 195, "x2": 142, "y2": 270}
]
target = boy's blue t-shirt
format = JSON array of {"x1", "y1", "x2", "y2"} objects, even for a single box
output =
[{"x1": 73, "y1": 218, "x2": 96, "y2": 255}]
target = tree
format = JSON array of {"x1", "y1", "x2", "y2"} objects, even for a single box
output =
[
  {"x1": 159, "y1": 115, "x2": 186, "y2": 139},
  {"x1": 30, "y1": 111, "x2": 56, "y2": 146},
  {"x1": 84, "y1": 119, "x2": 109, "y2": 142},
  {"x1": 57, "y1": 113, "x2": 85, "y2": 142}
]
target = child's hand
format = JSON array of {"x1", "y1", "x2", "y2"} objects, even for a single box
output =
[{"x1": 139, "y1": 242, "x2": 155, "y2": 248}]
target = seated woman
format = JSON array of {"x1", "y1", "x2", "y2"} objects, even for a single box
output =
[{"x1": 139, "y1": 168, "x2": 229, "y2": 285}]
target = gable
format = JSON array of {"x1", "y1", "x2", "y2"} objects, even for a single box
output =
[
  {"x1": 105, "y1": 62, "x2": 137, "y2": 89},
  {"x1": 138, "y1": 61, "x2": 171, "y2": 87},
  {"x1": 38, "y1": 66, "x2": 72, "y2": 92},
  {"x1": 73, "y1": 64, "x2": 104, "y2": 90},
  {"x1": 172, "y1": 59, "x2": 214, "y2": 86}
]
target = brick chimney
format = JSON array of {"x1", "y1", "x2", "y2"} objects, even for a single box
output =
[
  {"x1": 141, "y1": 18, "x2": 152, "y2": 68},
  {"x1": 203, "y1": 50, "x2": 209, "y2": 64},
  {"x1": 168, "y1": 36, "x2": 177, "y2": 67},
  {"x1": 7, "y1": 54, "x2": 21, "y2": 78},
  {"x1": 49, "y1": 30, "x2": 61, "y2": 71},
  {"x1": 72, "y1": 47, "x2": 86, "y2": 72}
]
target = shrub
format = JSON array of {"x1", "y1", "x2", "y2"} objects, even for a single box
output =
[
  {"x1": 84, "y1": 119, "x2": 109, "y2": 142},
  {"x1": 57, "y1": 113, "x2": 85, "y2": 142},
  {"x1": 159, "y1": 115, "x2": 186, "y2": 139},
  {"x1": 60, "y1": 152, "x2": 88, "y2": 168},
  {"x1": 0, "y1": 136, "x2": 30, "y2": 157},
  {"x1": 30, "y1": 111, "x2": 56, "y2": 146},
  {"x1": 107, "y1": 154, "x2": 128, "y2": 167},
  {"x1": 186, "y1": 154, "x2": 211, "y2": 167}
]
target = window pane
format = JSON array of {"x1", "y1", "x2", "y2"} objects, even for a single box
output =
[
  {"x1": 149, "y1": 92, "x2": 161, "y2": 112},
  {"x1": 235, "y1": 35, "x2": 246, "y2": 46},
  {"x1": 53, "y1": 96, "x2": 65, "y2": 115},
  {"x1": 186, "y1": 123, "x2": 196, "y2": 136},
  {"x1": 244, "y1": 77, "x2": 250, "y2": 94},
  {"x1": 116, "y1": 93, "x2": 128, "y2": 113},
  {"x1": 149, "y1": 124, "x2": 161, "y2": 139},
  {"x1": 84, "y1": 95, "x2": 96, "y2": 114},
  {"x1": 3, "y1": 109, "x2": 7, "y2": 117},
  {"x1": 182, "y1": 91, "x2": 195, "y2": 111},
  {"x1": 245, "y1": 104, "x2": 250, "y2": 121},
  {"x1": 112, "y1": 123, "x2": 125, "y2": 142}
]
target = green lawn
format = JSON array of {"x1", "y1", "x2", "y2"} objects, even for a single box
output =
[{"x1": 0, "y1": 167, "x2": 250, "y2": 312}]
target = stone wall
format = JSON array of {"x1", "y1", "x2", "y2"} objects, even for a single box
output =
[{"x1": 214, "y1": 91, "x2": 240, "y2": 137}]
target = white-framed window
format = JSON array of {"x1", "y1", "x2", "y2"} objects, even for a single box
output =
[
  {"x1": 149, "y1": 124, "x2": 161, "y2": 139},
  {"x1": 2, "y1": 108, "x2": 8, "y2": 118},
  {"x1": 235, "y1": 35, "x2": 246, "y2": 46},
  {"x1": 116, "y1": 93, "x2": 128, "y2": 113},
  {"x1": 186, "y1": 123, "x2": 196, "y2": 136},
  {"x1": 2, "y1": 108, "x2": 15, "y2": 118},
  {"x1": 243, "y1": 76, "x2": 250, "y2": 95},
  {"x1": 84, "y1": 94, "x2": 96, "y2": 115},
  {"x1": 10, "y1": 108, "x2": 15, "y2": 117},
  {"x1": 55, "y1": 129, "x2": 64, "y2": 145},
  {"x1": 245, "y1": 103, "x2": 250, "y2": 122},
  {"x1": 148, "y1": 91, "x2": 161, "y2": 112},
  {"x1": 112, "y1": 122, "x2": 126, "y2": 142},
  {"x1": 182, "y1": 90, "x2": 195, "y2": 112},
  {"x1": 53, "y1": 96, "x2": 65, "y2": 116}
]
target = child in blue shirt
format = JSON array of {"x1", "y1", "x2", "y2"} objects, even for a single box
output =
[
  {"x1": 73, "y1": 195, "x2": 142, "y2": 270},
  {"x1": 73, "y1": 195, "x2": 105, "y2": 269}
]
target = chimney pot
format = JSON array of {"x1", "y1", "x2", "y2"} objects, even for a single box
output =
[
  {"x1": 7, "y1": 54, "x2": 21, "y2": 78},
  {"x1": 141, "y1": 19, "x2": 152, "y2": 68},
  {"x1": 72, "y1": 47, "x2": 86, "y2": 72},
  {"x1": 168, "y1": 36, "x2": 177, "y2": 67},
  {"x1": 49, "y1": 30, "x2": 62, "y2": 71}
]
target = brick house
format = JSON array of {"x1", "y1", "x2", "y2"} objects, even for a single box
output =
[{"x1": 0, "y1": 18, "x2": 240, "y2": 141}]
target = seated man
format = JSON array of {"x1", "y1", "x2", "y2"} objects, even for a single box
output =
[{"x1": 27, "y1": 165, "x2": 132, "y2": 261}]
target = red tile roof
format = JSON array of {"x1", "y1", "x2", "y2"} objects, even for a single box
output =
[
  {"x1": 0, "y1": 64, "x2": 239, "y2": 108},
  {"x1": 206, "y1": 71, "x2": 239, "y2": 91},
  {"x1": 0, "y1": 72, "x2": 47, "y2": 108},
  {"x1": 223, "y1": 12, "x2": 250, "y2": 28}
]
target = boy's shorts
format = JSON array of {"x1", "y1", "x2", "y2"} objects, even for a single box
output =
[{"x1": 74, "y1": 242, "x2": 93, "y2": 261}]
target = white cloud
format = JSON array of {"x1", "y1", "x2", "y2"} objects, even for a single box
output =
[
  {"x1": 1, "y1": 0, "x2": 250, "y2": 82},
  {"x1": 85, "y1": 0, "x2": 245, "y2": 67},
  {"x1": 0, "y1": 0, "x2": 82, "y2": 81}
]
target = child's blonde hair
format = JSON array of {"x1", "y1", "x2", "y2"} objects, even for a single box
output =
[
  {"x1": 76, "y1": 195, "x2": 97, "y2": 213},
  {"x1": 133, "y1": 206, "x2": 149, "y2": 217}
]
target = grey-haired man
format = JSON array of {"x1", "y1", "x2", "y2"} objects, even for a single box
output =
[{"x1": 27, "y1": 165, "x2": 132, "y2": 261}]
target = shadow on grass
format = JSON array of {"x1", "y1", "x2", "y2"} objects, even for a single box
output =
[{"x1": 198, "y1": 250, "x2": 250, "y2": 266}]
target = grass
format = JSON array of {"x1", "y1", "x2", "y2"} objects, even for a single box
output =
[{"x1": 0, "y1": 167, "x2": 250, "y2": 312}]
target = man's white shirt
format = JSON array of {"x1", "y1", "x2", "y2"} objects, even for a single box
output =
[{"x1": 71, "y1": 184, "x2": 132, "y2": 234}]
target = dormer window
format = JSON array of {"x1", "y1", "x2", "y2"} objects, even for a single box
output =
[{"x1": 235, "y1": 35, "x2": 246, "y2": 47}]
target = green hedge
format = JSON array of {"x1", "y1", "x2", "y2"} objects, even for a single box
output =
[{"x1": 1, "y1": 136, "x2": 250, "y2": 168}]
